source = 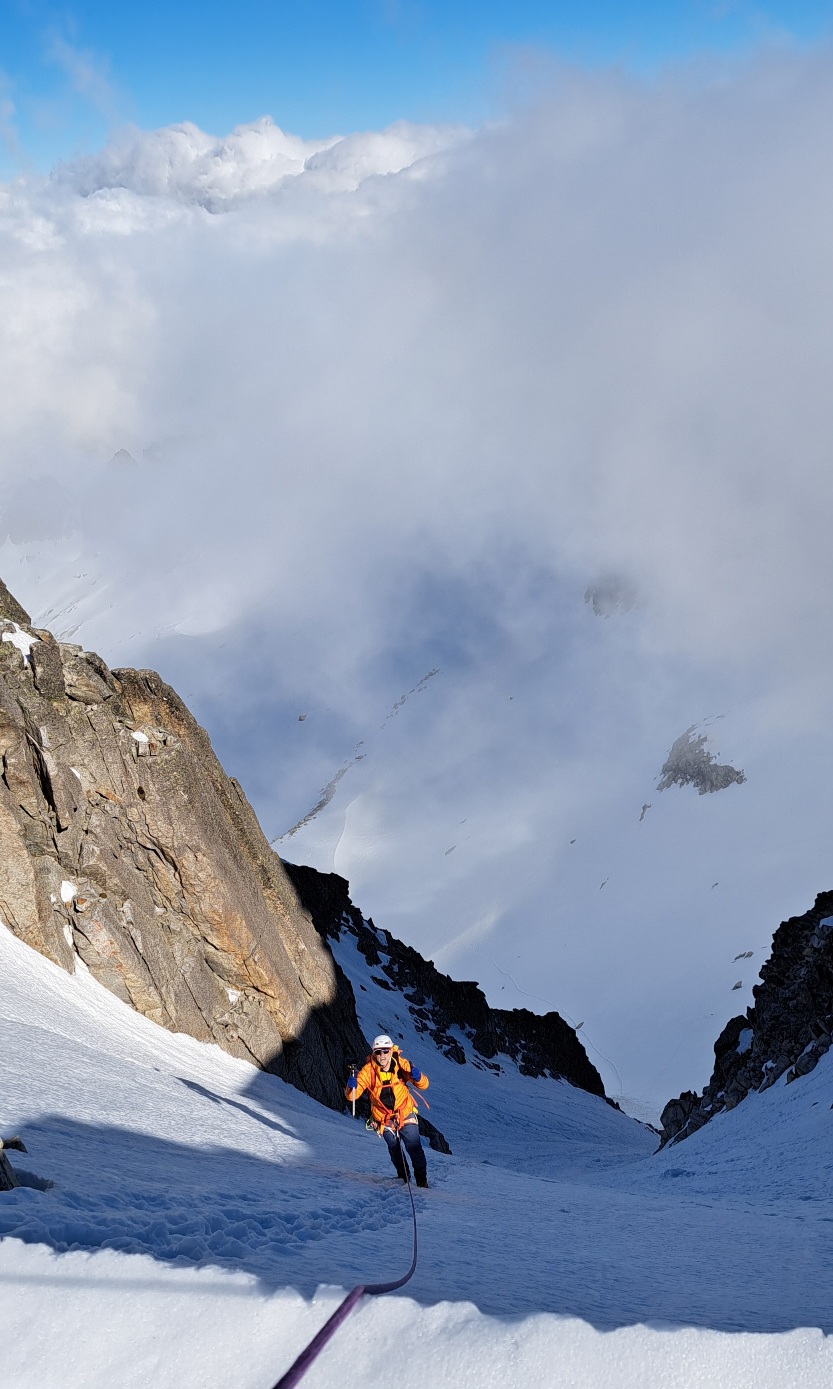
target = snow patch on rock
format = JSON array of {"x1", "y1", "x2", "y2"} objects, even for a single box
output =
[{"x1": 1, "y1": 623, "x2": 35, "y2": 664}]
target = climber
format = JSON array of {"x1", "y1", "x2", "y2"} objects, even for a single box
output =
[{"x1": 346, "y1": 1035, "x2": 430, "y2": 1188}]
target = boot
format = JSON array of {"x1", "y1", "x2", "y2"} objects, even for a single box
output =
[{"x1": 415, "y1": 1173, "x2": 429, "y2": 1188}]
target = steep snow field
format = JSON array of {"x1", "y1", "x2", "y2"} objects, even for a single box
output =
[{"x1": 1, "y1": 919, "x2": 831, "y2": 1388}]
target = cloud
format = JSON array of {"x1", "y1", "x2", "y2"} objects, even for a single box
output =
[
  {"x1": 53, "y1": 116, "x2": 467, "y2": 207},
  {"x1": 2, "y1": 52, "x2": 833, "y2": 1110},
  {"x1": 45, "y1": 31, "x2": 119, "y2": 121},
  {"x1": 57, "y1": 118, "x2": 329, "y2": 205}
]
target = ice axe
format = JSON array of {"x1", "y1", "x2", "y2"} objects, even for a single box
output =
[
  {"x1": 0, "y1": 1135, "x2": 26, "y2": 1193},
  {"x1": 348, "y1": 1062, "x2": 358, "y2": 1117},
  {"x1": 0, "y1": 1136, "x2": 26, "y2": 1152}
]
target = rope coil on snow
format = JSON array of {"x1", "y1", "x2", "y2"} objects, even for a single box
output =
[{"x1": 270, "y1": 1129, "x2": 419, "y2": 1389}]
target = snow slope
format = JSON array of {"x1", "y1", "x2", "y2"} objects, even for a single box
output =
[{"x1": 1, "y1": 919, "x2": 831, "y2": 1388}]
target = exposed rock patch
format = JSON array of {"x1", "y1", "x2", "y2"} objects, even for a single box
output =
[
  {"x1": 584, "y1": 576, "x2": 637, "y2": 618},
  {"x1": 657, "y1": 725, "x2": 746, "y2": 796},
  {"x1": 660, "y1": 890, "x2": 833, "y2": 1145},
  {"x1": 0, "y1": 580, "x2": 31, "y2": 626}
]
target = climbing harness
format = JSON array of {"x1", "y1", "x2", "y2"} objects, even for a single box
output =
[
  {"x1": 269, "y1": 1121, "x2": 419, "y2": 1389},
  {"x1": 369, "y1": 1053, "x2": 431, "y2": 1130}
]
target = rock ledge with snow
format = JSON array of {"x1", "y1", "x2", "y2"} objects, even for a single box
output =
[{"x1": 660, "y1": 888, "x2": 833, "y2": 1144}]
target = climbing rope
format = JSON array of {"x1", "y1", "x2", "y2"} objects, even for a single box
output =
[{"x1": 270, "y1": 1126, "x2": 419, "y2": 1389}]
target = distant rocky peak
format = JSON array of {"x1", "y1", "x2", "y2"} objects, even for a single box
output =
[
  {"x1": 657, "y1": 724, "x2": 745, "y2": 796},
  {"x1": 660, "y1": 890, "x2": 833, "y2": 1145}
]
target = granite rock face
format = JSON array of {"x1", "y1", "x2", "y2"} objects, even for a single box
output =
[
  {"x1": 0, "y1": 588, "x2": 363, "y2": 1110},
  {"x1": 660, "y1": 890, "x2": 833, "y2": 1145}
]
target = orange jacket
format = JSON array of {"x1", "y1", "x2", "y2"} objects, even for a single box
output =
[{"x1": 346, "y1": 1049, "x2": 429, "y2": 1128}]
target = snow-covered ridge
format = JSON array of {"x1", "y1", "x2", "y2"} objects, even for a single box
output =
[
  {"x1": 284, "y1": 861, "x2": 606, "y2": 1101},
  {"x1": 661, "y1": 887, "x2": 833, "y2": 1145}
]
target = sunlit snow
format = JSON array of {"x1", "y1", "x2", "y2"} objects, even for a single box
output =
[{"x1": 0, "y1": 922, "x2": 831, "y2": 1387}]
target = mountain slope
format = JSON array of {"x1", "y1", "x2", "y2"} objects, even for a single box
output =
[
  {"x1": 1, "y1": 911, "x2": 832, "y2": 1388},
  {"x1": 0, "y1": 577, "x2": 605, "y2": 1123}
]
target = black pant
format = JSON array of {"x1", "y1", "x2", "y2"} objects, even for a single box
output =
[{"x1": 382, "y1": 1121, "x2": 427, "y2": 1181}]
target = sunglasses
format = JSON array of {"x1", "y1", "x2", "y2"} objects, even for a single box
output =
[{"x1": 374, "y1": 1047, "x2": 393, "y2": 1055}]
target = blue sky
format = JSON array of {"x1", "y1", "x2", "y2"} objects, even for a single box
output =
[{"x1": 3, "y1": 1, "x2": 833, "y2": 172}]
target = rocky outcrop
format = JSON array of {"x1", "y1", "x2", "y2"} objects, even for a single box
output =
[
  {"x1": 284, "y1": 863, "x2": 606, "y2": 1097},
  {"x1": 660, "y1": 890, "x2": 833, "y2": 1145},
  {"x1": 0, "y1": 584, "x2": 365, "y2": 1110},
  {"x1": 657, "y1": 725, "x2": 746, "y2": 796},
  {"x1": 0, "y1": 580, "x2": 31, "y2": 627}
]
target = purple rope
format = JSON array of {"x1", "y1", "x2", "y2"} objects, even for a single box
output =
[
  {"x1": 270, "y1": 1135, "x2": 419, "y2": 1389},
  {"x1": 270, "y1": 1285, "x2": 366, "y2": 1389}
]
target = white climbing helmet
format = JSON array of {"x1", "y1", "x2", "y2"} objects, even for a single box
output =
[{"x1": 372, "y1": 1034, "x2": 395, "y2": 1052}]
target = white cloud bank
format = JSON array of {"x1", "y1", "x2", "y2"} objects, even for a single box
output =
[
  {"x1": 55, "y1": 116, "x2": 465, "y2": 206},
  {"x1": 3, "y1": 51, "x2": 833, "y2": 1113}
]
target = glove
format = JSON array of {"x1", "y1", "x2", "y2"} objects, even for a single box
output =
[{"x1": 409, "y1": 1067, "x2": 422, "y2": 1083}]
